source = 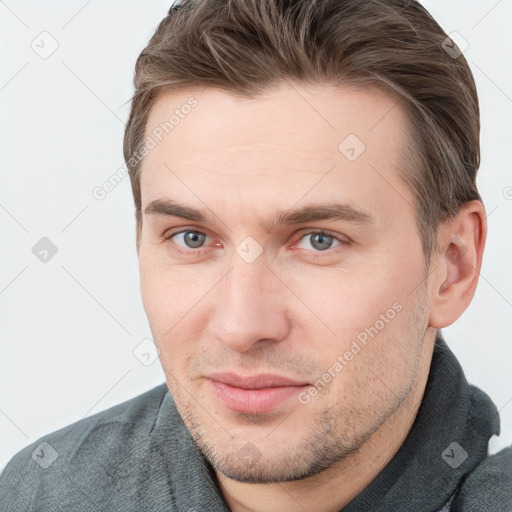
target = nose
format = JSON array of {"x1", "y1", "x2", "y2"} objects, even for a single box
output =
[{"x1": 208, "y1": 256, "x2": 291, "y2": 353}]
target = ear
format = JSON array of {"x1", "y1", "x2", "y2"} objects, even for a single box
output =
[{"x1": 428, "y1": 200, "x2": 487, "y2": 329}]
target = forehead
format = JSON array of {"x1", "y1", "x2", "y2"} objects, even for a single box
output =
[
  {"x1": 144, "y1": 82, "x2": 409, "y2": 156},
  {"x1": 140, "y1": 82, "x2": 415, "y2": 230}
]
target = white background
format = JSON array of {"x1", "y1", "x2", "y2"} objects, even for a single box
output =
[{"x1": 1, "y1": 0, "x2": 511, "y2": 471}]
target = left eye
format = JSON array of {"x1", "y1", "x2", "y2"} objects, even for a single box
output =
[
  {"x1": 170, "y1": 230, "x2": 209, "y2": 249},
  {"x1": 297, "y1": 232, "x2": 343, "y2": 252}
]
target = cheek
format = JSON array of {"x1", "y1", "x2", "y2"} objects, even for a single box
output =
[
  {"x1": 138, "y1": 255, "x2": 213, "y2": 368},
  {"x1": 293, "y1": 268, "x2": 398, "y2": 340},
  {"x1": 139, "y1": 248, "x2": 196, "y2": 331},
  {"x1": 294, "y1": 264, "x2": 419, "y2": 384},
  {"x1": 139, "y1": 266, "x2": 175, "y2": 337}
]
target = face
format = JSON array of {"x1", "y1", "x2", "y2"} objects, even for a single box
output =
[{"x1": 137, "y1": 82, "x2": 433, "y2": 484}]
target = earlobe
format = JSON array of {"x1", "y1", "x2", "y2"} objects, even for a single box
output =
[{"x1": 428, "y1": 201, "x2": 487, "y2": 329}]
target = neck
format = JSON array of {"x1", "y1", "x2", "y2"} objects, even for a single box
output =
[{"x1": 216, "y1": 332, "x2": 436, "y2": 512}]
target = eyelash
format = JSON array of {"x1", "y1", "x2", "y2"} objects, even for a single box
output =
[{"x1": 163, "y1": 228, "x2": 349, "y2": 259}]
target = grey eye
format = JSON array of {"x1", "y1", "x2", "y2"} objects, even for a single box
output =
[
  {"x1": 297, "y1": 232, "x2": 341, "y2": 252},
  {"x1": 174, "y1": 230, "x2": 207, "y2": 249},
  {"x1": 309, "y1": 233, "x2": 333, "y2": 251}
]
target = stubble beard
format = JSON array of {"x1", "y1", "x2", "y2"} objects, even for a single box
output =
[{"x1": 166, "y1": 285, "x2": 430, "y2": 484}]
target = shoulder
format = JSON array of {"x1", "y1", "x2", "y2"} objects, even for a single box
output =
[
  {"x1": 0, "y1": 383, "x2": 170, "y2": 512},
  {"x1": 451, "y1": 445, "x2": 512, "y2": 511}
]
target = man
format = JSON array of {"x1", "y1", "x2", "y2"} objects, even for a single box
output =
[{"x1": 1, "y1": 0, "x2": 511, "y2": 510}]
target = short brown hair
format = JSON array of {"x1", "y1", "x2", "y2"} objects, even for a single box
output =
[{"x1": 124, "y1": 0, "x2": 482, "y2": 265}]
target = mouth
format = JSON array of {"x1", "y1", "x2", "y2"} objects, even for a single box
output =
[{"x1": 206, "y1": 372, "x2": 310, "y2": 414}]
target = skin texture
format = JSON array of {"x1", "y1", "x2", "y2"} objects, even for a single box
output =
[{"x1": 136, "y1": 82, "x2": 487, "y2": 512}]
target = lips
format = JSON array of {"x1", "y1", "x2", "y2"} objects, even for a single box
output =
[
  {"x1": 206, "y1": 372, "x2": 310, "y2": 414},
  {"x1": 207, "y1": 372, "x2": 308, "y2": 389}
]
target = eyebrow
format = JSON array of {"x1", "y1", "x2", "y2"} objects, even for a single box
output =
[{"x1": 143, "y1": 198, "x2": 375, "y2": 227}]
